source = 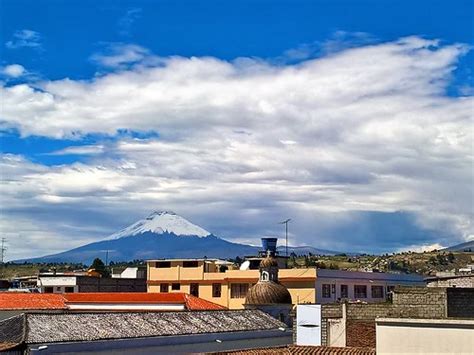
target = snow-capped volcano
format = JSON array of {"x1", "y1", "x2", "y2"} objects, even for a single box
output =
[{"x1": 106, "y1": 211, "x2": 211, "y2": 239}]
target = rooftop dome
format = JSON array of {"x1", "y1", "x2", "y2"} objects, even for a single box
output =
[
  {"x1": 260, "y1": 256, "x2": 278, "y2": 268},
  {"x1": 245, "y1": 281, "x2": 292, "y2": 305}
]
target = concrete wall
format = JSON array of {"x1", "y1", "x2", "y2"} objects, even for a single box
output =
[
  {"x1": 77, "y1": 277, "x2": 146, "y2": 292},
  {"x1": 376, "y1": 318, "x2": 474, "y2": 355}
]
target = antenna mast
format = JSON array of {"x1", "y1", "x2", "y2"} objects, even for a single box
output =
[{"x1": 279, "y1": 219, "x2": 291, "y2": 259}]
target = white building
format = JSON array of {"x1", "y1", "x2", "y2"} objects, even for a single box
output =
[{"x1": 315, "y1": 269, "x2": 425, "y2": 303}]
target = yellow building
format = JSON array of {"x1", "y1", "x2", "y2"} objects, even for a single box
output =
[{"x1": 147, "y1": 258, "x2": 316, "y2": 309}]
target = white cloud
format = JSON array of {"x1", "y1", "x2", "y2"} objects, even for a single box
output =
[
  {"x1": 1, "y1": 64, "x2": 26, "y2": 78},
  {"x1": 91, "y1": 43, "x2": 150, "y2": 68},
  {"x1": 0, "y1": 37, "x2": 472, "y2": 258},
  {"x1": 5, "y1": 29, "x2": 42, "y2": 49},
  {"x1": 48, "y1": 145, "x2": 105, "y2": 156}
]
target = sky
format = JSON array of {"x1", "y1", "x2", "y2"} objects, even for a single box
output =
[{"x1": 0, "y1": 0, "x2": 473, "y2": 260}]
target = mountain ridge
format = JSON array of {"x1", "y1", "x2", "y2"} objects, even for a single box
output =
[{"x1": 16, "y1": 211, "x2": 340, "y2": 264}]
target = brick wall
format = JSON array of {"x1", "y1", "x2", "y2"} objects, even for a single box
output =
[
  {"x1": 447, "y1": 288, "x2": 474, "y2": 318},
  {"x1": 346, "y1": 321, "x2": 375, "y2": 348}
]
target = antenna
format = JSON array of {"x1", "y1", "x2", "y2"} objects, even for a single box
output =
[{"x1": 279, "y1": 219, "x2": 291, "y2": 260}]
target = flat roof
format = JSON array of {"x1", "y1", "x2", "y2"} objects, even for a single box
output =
[{"x1": 316, "y1": 269, "x2": 425, "y2": 282}]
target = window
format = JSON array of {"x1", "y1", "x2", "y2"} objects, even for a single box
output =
[
  {"x1": 156, "y1": 261, "x2": 171, "y2": 268},
  {"x1": 322, "y1": 284, "x2": 331, "y2": 298},
  {"x1": 212, "y1": 283, "x2": 222, "y2": 298},
  {"x1": 171, "y1": 283, "x2": 180, "y2": 291},
  {"x1": 190, "y1": 283, "x2": 199, "y2": 297},
  {"x1": 340, "y1": 284, "x2": 348, "y2": 298},
  {"x1": 354, "y1": 285, "x2": 367, "y2": 298},
  {"x1": 386, "y1": 285, "x2": 395, "y2": 293},
  {"x1": 44, "y1": 287, "x2": 54, "y2": 293},
  {"x1": 231, "y1": 283, "x2": 249, "y2": 298},
  {"x1": 371, "y1": 285, "x2": 384, "y2": 298},
  {"x1": 160, "y1": 283, "x2": 169, "y2": 293},
  {"x1": 183, "y1": 261, "x2": 199, "y2": 268},
  {"x1": 65, "y1": 286, "x2": 74, "y2": 293}
]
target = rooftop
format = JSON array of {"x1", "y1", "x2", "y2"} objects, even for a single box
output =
[
  {"x1": 0, "y1": 292, "x2": 225, "y2": 311},
  {"x1": 211, "y1": 345, "x2": 376, "y2": 354},
  {"x1": 316, "y1": 269, "x2": 425, "y2": 282},
  {"x1": 0, "y1": 293, "x2": 67, "y2": 310},
  {"x1": 0, "y1": 310, "x2": 286, "y2": 345}
]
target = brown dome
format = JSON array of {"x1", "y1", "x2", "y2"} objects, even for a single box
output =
[
  {"x1": 259, "y1": 256, "x2": 278, "y2": 268},
  {"x1": 245, "y1": 281, "x2": 292, "y2": 305}
]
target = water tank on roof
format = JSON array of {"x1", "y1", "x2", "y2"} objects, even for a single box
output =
[{"x1": 261, "y1": 237, "x2": 278, "y2": 255}]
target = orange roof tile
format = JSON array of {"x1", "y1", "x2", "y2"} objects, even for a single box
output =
[
  {"x1": 0, "y1": 293, "x2": 67, "y2": 310},
  {"x1": 183, "y1": 294, "x2": 226, "y2": 311},
  {"x1": 63, "y1": 292, "x2": 186, "y2": 304},
  {"x1": 0, "y1": 292, "x2": 226, "y2": 311}
]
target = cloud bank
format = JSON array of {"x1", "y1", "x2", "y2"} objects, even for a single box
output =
[{"x1": 0, "y1": 37, "x2": 472, "y2": 259}]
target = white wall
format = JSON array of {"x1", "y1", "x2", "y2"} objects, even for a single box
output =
[
  {"x1": 376, "y1": 318, "x2": 474, "y2": 355},
  {"x1": 296, "y1": 304, "x2": 321, "y2": 346}
]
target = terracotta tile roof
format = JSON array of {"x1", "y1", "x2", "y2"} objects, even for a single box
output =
[
  {"x1": 0, "y1": 293, "x2": 67, "y2": 310},
  {"x1": 0, "y1": 292, "x2": 225, "y2": 311},
  {"x1": 63, "y1": 292, "x2": 226, "y2": 310},
  {"x1": 213, "y1": 345, "x2": 376, "y2": 354},
  {"x1": 183, "y1": 293, "x2": 226, "y2": 310},
  {"x1": 63, "y1": 292, "x2": 186, "y2": 304}
]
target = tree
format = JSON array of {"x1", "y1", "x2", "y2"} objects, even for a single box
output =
[{"x1": 89, "y1": 258, "x2": 110, "y2": 277}]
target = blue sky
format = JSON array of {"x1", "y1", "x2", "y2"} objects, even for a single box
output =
[{"x1": 1, "y1": 0, "x2": 473, "y2": 260}]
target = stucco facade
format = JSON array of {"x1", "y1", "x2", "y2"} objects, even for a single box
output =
[{"x1": 147, "y1": 259, "x2": 316, "y2": 308}]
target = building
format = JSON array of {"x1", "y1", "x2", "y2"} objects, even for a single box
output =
[
  {"x1": 147, "y1": 257, "x2": 316, "y2": 309},
  {"x1": 0, "y1": 292, "x2": 225, "y2": 321},
  {"x1": 0, "y1": 310, "x2": 291, "y2": 354},
  {"x1": 315, "y1": 269, "x2": 426, "y2": 304},
  {"x1": 426, "y1": 274, "x2": 474, "y2": 288},
  {"x1": 298, "y1": 287, "x2": 474, "y2": 349},
  {"x1": 111, "y1": 266, "x2": 147, "y2": 279},
  {"x1": 37, "y1": 273, "x2": 146, "y2": 293}
]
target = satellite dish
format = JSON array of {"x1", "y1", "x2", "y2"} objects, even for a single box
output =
[{"x1": 240, "y1": 260, "x2": 251, "y2": 270}]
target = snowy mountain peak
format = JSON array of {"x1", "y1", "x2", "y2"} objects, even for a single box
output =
[{"x1": 106, "y1": 211, "x2": 212, "y2": 240}]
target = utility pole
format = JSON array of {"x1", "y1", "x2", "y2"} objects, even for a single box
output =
[
  {"x1": 279, "y1": 219, "x2": 291, "y2": 258},
  {"x1": 0, "y1": 238, "x2": 6, "y2": 264},
  {"x1": 0, "y1": 238, "x2": 6, "y2": 278}
]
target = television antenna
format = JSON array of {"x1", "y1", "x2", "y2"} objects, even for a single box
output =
[{"x1": 279, "y1": 219, "x2": 291, "y2": 258}]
